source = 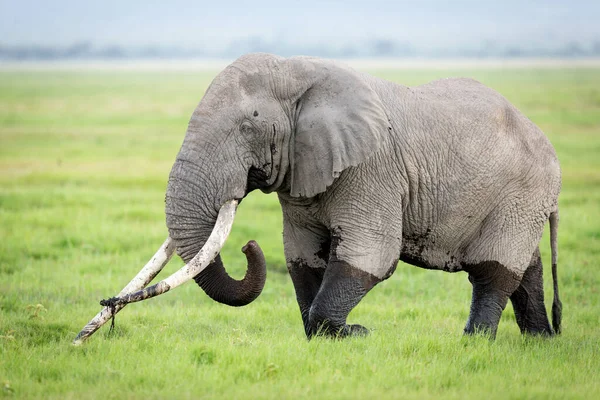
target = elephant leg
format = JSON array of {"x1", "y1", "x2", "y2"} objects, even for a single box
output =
[
  {"x1": 301, "y1": 196, "x2": 402, "y2": 339},
  {"x1": 288, "y1": 261, "x2": 325, "y2": 336},
  {"x1": 464, "y1": 261, "x2": 522, "y2": 338},
  {"x1": 307, "y1": 259, "x2": 380, "y2": 338},
  {"x1": 282, "y1": 188, "x2": 402, "y2": 339},
  {"x1": 281, "y1": 209, "x2": 331, "y2": 337},
  {"x1": 509, "y1": 248, "x2": 553, "y2": 335}
]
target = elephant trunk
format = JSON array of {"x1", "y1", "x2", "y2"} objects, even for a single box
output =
[
  {"x1": 194, "y1": 241, "x2": 266, "y2": 306},
  {"x1": 165, "y1": 152, "x2": 266, "y2": 307}
]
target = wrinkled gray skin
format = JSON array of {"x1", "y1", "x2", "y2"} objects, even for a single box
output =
[{"x1": 166, "y1": 53, "x2": 562, "y2": 339}]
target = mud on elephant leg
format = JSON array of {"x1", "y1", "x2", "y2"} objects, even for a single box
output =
[
  {"x1": 307, "y1": 260, "x2": 380, "y2": 339},
  {"x1": 288, "y1": 261, "x2": 325, "y2": 337},
  {"x1": 282, "y1": 215, "x2": 331, "y2": 337},
  {"x1": 464, "y1": 261, "x2": 522, "y2": 338},
  {"x1": 509, "y1": 248, "x2": 554, "y2": 336}
]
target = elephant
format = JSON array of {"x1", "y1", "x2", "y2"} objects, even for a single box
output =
[{"x1": 74, "y1": 53, "x2": 562, "y2": 344}]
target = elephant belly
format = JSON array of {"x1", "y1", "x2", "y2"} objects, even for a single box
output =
[{"x1": 399, "y1": 234, "x2": 463, "y2": 272}]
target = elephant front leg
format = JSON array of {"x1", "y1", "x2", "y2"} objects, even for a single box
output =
[
  {"x1": 306, "y1": 224, "x2": 401, "y2": 339},
  {"x1": 288, "y1": 261, "x2": 325, "y2": 336},
  {"x1": 282, "y1": 193, "x2": 403, "y2": 339},
  {"x1": 308, "y1": 259, "x2": 380, "y2": 338},
  {"x1": 282, "y1": 212, "x2": 331, "y2": 337}
]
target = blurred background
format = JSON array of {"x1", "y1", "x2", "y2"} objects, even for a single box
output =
[
  {"x1": 2, "y1": 2, "x2": 599, "y2": 398},
  {"x1": 1, "y1": 0, "x2": 599, "y2": 63}
]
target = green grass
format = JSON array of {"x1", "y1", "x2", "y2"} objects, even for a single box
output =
[{"x1": 1, "y1": 66, "x2": 599, "y2": 399}]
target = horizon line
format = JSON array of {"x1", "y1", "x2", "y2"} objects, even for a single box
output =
[{"x1": 2, "y1": 57, "x2": 600, "y2": 71}]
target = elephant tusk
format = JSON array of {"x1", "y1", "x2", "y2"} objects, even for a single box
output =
[
  {"x1": 72, "y1": 237, "x2": 176, "y2": 345},
  {"x1": 98, "y1": 200, "x2": 238, "y2": 308}
]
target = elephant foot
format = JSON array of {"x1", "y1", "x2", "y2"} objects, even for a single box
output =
[
  {"x1": 463, "y1": 323, "x2": 498, "y2": 339},
  {"x1": 347, "y1": 324, "x2": 370, "y2": 337},
  {"x1": 521, "y1": 328, "x2": 554, "y2": 337},
  {"x1": 309, "y1": 323, "x2": 369, "y2": 339}
]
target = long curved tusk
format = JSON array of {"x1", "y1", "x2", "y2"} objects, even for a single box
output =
[
  {"x1": 72, "y1": 236, "x2": 175, "y2": 345},
  {"x1": 99, "y1": 200, "x2": 238, "y2": 308}
]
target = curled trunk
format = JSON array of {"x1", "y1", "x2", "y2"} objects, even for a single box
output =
[{"x1": 193, "y1": 241, "x2": 266, "y2": 306}]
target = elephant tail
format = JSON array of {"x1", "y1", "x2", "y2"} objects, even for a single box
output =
[{"x1": 550, "y1": 210, "x2": 562, "y2": 334}]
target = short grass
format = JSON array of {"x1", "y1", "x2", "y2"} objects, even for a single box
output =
[{"x1": 1, "y1": 65, "x2": 599, "y2": 399}]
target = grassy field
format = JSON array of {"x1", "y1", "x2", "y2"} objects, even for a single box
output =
[{"x1": 1, "y1": 64, "x2": 599, "y2": 399}]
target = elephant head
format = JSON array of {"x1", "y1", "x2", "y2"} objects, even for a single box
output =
[
  {"x1": 74, "y1": 53, "x2": 391, "y2": 343},
  {"x1": 165, "y1": 53, "x2": 390, "y2": 305}
]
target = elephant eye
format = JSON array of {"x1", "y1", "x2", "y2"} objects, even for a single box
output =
[{"x1": 240, "y1": 121, "x2": 256, "y2": 136}]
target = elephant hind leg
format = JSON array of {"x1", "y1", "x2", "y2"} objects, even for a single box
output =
[
  {"x1": 463, "y1": 261, "x2": 522, "y2": 339},
  {"x1": 509, "y1": 248, "x2": 553, "y2": 336}
]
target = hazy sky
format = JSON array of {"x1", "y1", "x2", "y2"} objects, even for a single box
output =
[{"x1": 1, "y1": 0, "x2": 598, "y2": 50}]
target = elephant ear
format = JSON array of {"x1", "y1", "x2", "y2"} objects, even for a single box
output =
[{"x1": 286, "y1": 57, "x2": 391, "y2": 198}]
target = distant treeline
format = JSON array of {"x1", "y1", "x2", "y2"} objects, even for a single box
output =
[{"x1": 2, "y1": 38, "x2": 600, "y2": 60}]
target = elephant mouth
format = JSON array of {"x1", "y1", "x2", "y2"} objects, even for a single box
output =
[{"x1": 246, "y1": 165, "x2": 270, "y2": 194}]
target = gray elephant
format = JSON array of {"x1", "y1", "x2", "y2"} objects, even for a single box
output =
[{"x1": 75, "y1": 53, "x2": 562, "y2": 343}]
